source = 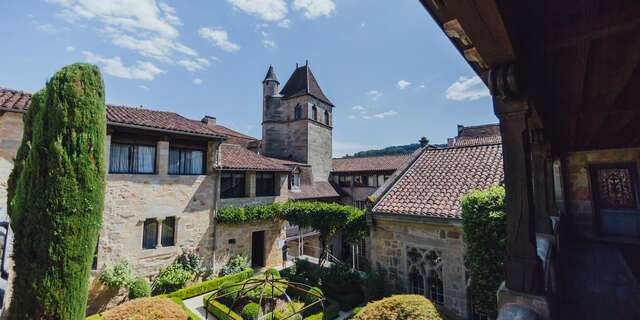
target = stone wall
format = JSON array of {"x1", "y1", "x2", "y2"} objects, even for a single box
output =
[
  {"x1": 215, "y1": 220, "x2": 287, "y2": 269},
  {"x1": 0, "y1": 111, "x2": 24, "y2": 218},
  {"x1": 369, "y1": 216, "x2": 468, "y2": 318},
  {"x1": 562, "y1": 147, "x2": 640, "y2": 237}
]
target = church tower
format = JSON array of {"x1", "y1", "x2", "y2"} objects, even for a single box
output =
[{"x1": 261, "y1": 62, "x2": 334, "y2": 181}]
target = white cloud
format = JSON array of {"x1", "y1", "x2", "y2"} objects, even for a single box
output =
[
  {"x1": 110, "y1": 34, "x2": 197, "y2": 62},
  {"x1": 210, "y1": 56, "x2": 222, "y2": 63},
  {"x1": 373, "y1": 110, "x2": 398, "y2": 119},
  {"x1": 352, "y1": 105, "x2": 366, "y2": 111},
  {"x1": 293, "y1": 0, "x2": 336, "y2": 19},
  {"x1": 226, "y1": 0, "x2": 288, "y2": 22},
  {"x1": 366, "y1": 89, "x2": 382, "y2": 101},
  {"x1": 419, "y1": 83, "x2": 426, "y2": 89},
  {"x1": 445, "y1": 75, "x2": 490, "y2": 101},
  {"x1": 262, "y1": 39, "x2": 277, "y2": 48},
  {"x1": 199, "y1": 27, "x2": 240, "y2": 52},
  {"x1": 397, "y1": 80, "x2": 411, "y2": 90},
  {"x1": 178, "y1": 58, "x2": 210, "y2": 72},
  {"x1": 277, "y1": 19, "x2": 291, "y2": 28},
  {"x1": 65, "y1": 46, "x2": 76, "y2": 52},
  {"x1": 193, "y1": 78, "x2": 203, "y2": 85},
  {"x1": 158, "y1": 2, "x2": 181, "y2": 26},
  {"x1": 138, "y1": 84, "x2": 150, "y2": 91},
  {"x1": 83, "y1": 51, "x2": 164, "y2": 81},
  {"x1": 37, "y1": 23, "x2": 58, "y2": 33},
  {"x1": 333, "y1": 141, "x2": 373, "y2": 158}
]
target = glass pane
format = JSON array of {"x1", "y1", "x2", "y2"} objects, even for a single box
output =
[
  {"x1": 132, "y1": 145, "x2": 155, "y2": 173},
  {"x1": 257, "y1": 172, "x2": 275, "y2": 197},
  {"x1": 142, "y1": 219, "x2": 158, "y2": 249},
  {"x1": 168, "y1": 148, "x2": 180, "y2": 174},
  {"x1": 597, "y1": 167, "x2": 637, "y2": 209},
  {"x1": 109, "y1": 144, "x2": 130, "y2": 173},
  {"x1": 161, "y1": 217, "x2": 175, "y2": 247}
]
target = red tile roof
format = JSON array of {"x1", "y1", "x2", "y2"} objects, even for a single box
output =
[
  {"x1": 332, "y1": 155, "x2": 412, "y2": 173},
  {"x1": 0, "y1": 87, "x2": 254, "y2": 139},
  {"x1": 452, "y1": 135, "x2": 502, "y2": 147},
  {"x1": 217, "y1": 143, "x2": 291, "y2": 171},
  {"x1": 373, "y1": 142, "x2": 504, "y2": 219}
]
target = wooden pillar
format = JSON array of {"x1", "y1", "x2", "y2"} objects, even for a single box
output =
[
  {"x1": 530, "y1": 134, "x2": 553, "y2": 234},
  {"x1": 489, "y1": 64, "x2": 542, "y2": 294}
]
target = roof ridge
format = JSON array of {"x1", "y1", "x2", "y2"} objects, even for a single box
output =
[{"x1": 333, "y1": 154, "x2": 412, "y2": 160}]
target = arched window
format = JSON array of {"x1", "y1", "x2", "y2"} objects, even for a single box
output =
[
  {"x1": 427, "y1": 269, "x2": 444, "y2": 305},
  {"x1": 409, "y1": 271, "x2": 425, "y2": 295},
  {"x1": 324, "y1": 110, "x2": 330, "y2": 125},
  {"x1": 294, "y1": 105, "x2": 303, "y2": 120},
  {"x1": 312, "y1": 106, "x2": 318, "y2": 121}
]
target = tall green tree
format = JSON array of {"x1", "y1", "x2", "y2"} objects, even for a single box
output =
[{"x1": 7, "y1": 63, "x2": 106, "y2": 319}]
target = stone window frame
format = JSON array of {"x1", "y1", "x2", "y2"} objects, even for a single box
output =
[
  {"x1": 405, "y1": 245, "x2": 445, "y2": 305},
  {"x1": 294, "y1": 104, "x2": 303, "y2": 120},
  {"x1": 312, "y1": 105, "x2": 318, "y2": 121},
  {"x1": 324, "y1": 110, "x2": 330, "y2": 126},
  {"x1": 141, "y1": 217, "x2": 179, "y2": 250}
]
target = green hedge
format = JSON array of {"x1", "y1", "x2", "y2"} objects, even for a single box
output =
[
  {"x1": 203, "y1": 294, "x2": 243, "y2": 320},
  {"x1": 165, "y1": 268, "x2": 253, "y2": 300},
  {"x1": 460, "y1": 186, "x2": 506, "y2": 317},
  {"x1": 217, "y1": 203, "x2": 283, "y2": 224},
  {"x1": 304, "y1": 299, "x2": 340, "y2": 320},
  {"x1": 169, "y1": 297, "x2": 201, "y2": 320}
]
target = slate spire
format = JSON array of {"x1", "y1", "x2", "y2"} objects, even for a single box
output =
[{"x1": 263, "y1": 65, "x2": 279, "y2": 84}]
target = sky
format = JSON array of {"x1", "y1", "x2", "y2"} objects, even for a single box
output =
[{"x1": 0, "y1": 0, "x2": 497, "y2": 157}]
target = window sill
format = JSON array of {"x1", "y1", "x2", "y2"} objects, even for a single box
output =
[{"x1": 140, "y1": 245, "x2": 179, "y2": 258}]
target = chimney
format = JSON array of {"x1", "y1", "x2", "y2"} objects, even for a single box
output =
[
  {"x1": 448, "y1": 137, "x2": 456, "y2": 147},
  {"x1": 419, "y1": 137, "x2": 429, "y2": 147},
  {"x1": 201, "y1": 116, "x2": 217, "y2": 128},
  {"x1": 457, "y1": 124, "x2": 464, "y2": 135}
]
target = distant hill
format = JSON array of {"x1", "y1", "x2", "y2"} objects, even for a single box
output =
[{"x1": 343, "y1": 143, "x2": 422, "y2": 158}]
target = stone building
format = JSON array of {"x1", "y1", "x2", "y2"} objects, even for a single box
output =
[{"x1": 369, "y1": 124, "x2": 504, "y2": 318}]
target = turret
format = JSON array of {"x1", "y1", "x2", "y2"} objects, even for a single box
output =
[{"x1": 262, "y1": 65, "x2": 279, "y2": 97}]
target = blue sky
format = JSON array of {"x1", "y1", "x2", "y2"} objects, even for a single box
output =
[{"x1": 0, "y1": 0, "x2": 497, "y2": 156}]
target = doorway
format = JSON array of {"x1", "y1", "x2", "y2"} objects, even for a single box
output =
[
  {"x1": 590, "y1": 163, "x2": 640, "y2": 237},
  {"x1": 251, "y1": 231, "x2": 265, "y2": 268}
]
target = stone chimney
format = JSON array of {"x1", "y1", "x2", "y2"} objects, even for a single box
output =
[
  {"x1": 447, "y1": 137, "x2": 456, "y2": 147},
  {"x1": 201, "y1": 116, "x2": 217, "y2": 128},
  {"x1": 419, "y1": 137, "x2": 429, "y2": 147}
]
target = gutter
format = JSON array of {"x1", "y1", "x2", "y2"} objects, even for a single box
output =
[
  {"x1": 107, "y1": 121, "x2": 227, "y2": 140},
  {"x1": 372, "y1": 211, "x2": 462, "y2": 227}
]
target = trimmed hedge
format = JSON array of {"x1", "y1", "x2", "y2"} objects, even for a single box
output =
[
  {"x1": 241, "y1": 302, "x2": 261, "y2": 320},
  {"x1": 354, "y1": 295, "x2": 443, "y2": 320},
  {"x1": 304, "y1": 299, "x2": 340, "y2": 320},
  {"x1": 166, "y1": 268, "x2": 253, "y2": 300},
  {"x1": 169, "y1": 297, "x2": 201, "y2": 320},
  {"x1": 203, "y1": 295, "x2": 243, "y2": 320},
  {"x1": 460, "y1": 186, "x2": 506, "y2": 316}
]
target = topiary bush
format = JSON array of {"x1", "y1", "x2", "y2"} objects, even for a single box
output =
[
  {"x1": 153, "y1": 261, "x2": 194, "y2": 294},
  {"x1": 221, "y1": 255, "x2": 251, "y2": 276},
  {"x1": 128, "y1": 277, "x2": 151, "y2": 299},
  {"x1": 100, "y1": 260, "x2": 135, "y2": 290},
  {"x1": 461, "y1": 186, "x2": 506, "y2": 317},
  {"x1": 7, "y1": 63, "x2": 106, "y2": 319},
  {"x1": 265, "y1": 268, "x2": 280, "y2": 278},
  {"x1": 241, "y1": 302, "x2": 262, "y2": 320},
  {"x1": 354, "y1": 295, "x2": 443, "y2": 320}
]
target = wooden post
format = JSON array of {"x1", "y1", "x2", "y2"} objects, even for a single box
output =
[
  {"x1": 489, "y1": 64, "x2": 542, "y2": 294},
  {"x1": 530, "y1": 135, "x2": 553, "y2": 234}
]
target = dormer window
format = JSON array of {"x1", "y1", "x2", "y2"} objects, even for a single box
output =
[
  {"x1": 324, "y1": 110, "x2": 330, "y2": 125},
  {"x1": 312, "y1": 106, "x2": 318, "y2": 121},
  {"x1": 294, "y1": 105, "x2": 303, "y2": 120}
]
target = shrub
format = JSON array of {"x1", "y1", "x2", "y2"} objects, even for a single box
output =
[
  {"x1": 100, "y1": 260, "x2": 135, "y2": 290},
  {"x1": 128, "y1": 277, "x2": 151, "y2": 299},
  {"x1": 362, "y1": 268, "x2": 390, "y2": 302},
  {"x1": 265, "y1": 268, "x2": 280, "y2": 278},
  {"x1": 354, "y1": 295, "x2": 443, "y2": 320},
  {"x1": 176, "y1": 249, "x2": 204, "y2": 275},
  {"x1": 7, "y1": 63, "x2": 106, "y2": 319},
  {"x1": 221, "y1": 255, "x2": 251, "y2": 276},
  {"x1": 273, "y1": 301, "x2": 304, "y2": 320},
  {"x1": 203, "y1": 294, "x2": 243, "y2": 320},
  {"x1": 461, "y1": 186, "x2": 506, "y2": 316},
  {"x1": 100, "y1": 297, "x2": 187, "y2": 320},
  {"x1": 154, "y1": 262, "x2": 194, "y2": 294},
  {"x1": 241, "y1": 302, "x2": 262, "y2": 320},
  {"x1": 246, "y1": 277, "x2": 288, "y2": 302},
  {"x1": 166, "y1": 268, "x2": 253, "y2": 300},
  {"x1": 304, "y1": 299, "x2": 340, "y2": 320}
]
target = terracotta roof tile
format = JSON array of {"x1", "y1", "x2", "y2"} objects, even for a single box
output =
[
  {"x1": 0, "y1": 87, "x2": 228, "y2": 138},
  {"x1": 218, "y1": 143, "x2": 290, "y2": 171},
  {"x1": 332, "y1": 155, "x2": 411, "y2": 173},
  {"x1": 373, "y1": 143, "x2": 504, "y2": 219},
  {"x1": 453, "y1": 135, "x2": 502, "y2": 147}
]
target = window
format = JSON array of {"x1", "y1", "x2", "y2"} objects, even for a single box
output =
[
  {"x1": 110, "y1": 143, "x2": 156, "y2": 174},
  {"x1": 338, "y1": 175, "x2": 352, "y2": 187},
  {"x1": 161, "y1": 217, "x2": 176, "y2": 247},
  {"x1": 354, "y1": 200, "x2": 367, "y2": 210},
  {"x1": 294, "y1": 105, "x2": 303, "y2": 120},
  {"x1": 288, "y1": 173, "x2": 301, "y2": 191},
  {"x1": 312, "y1": 106, "x2": 318, "y2": 121},
  {"x1": 354, "y1": 175, "x2": 366, "y2": 187},
  {"x1": 324, "y1": 110, "x2": 330, "y2": 125},
  {"x1": 256, "y1": 172, "x2": 276, "y2": 197},
  {"x1": 142, "y1": 219, "x2": 158, "y2": 249},
  {"x1": 409, "y1": 272, "x2": 425, "y2": 295},
  {"x1": 367, "y1": 175, "x2": 378, "y2": 187},
  {"x1": 169, "y1": 148, "x2": 204, "y2": 175},
  {"x1": 428, "y1": 269, "x2": 444, "y2": 305},
  {"x1": 221, "y1": 172, "x2": 246, "y2": 198}
]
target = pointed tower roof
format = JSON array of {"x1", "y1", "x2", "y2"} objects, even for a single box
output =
[
  {"x1": 263, "y1": 65, "x2": 279, "y2": 83},
  {"x1": 279, "y1": 64, "x2": 334, "y2": 106}
]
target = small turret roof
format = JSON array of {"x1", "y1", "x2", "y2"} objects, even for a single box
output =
[
  {"x1": 263, "y1": 65, "x2": 279, "y2": 84},
  {"x1": 280, "y1": 64, "x2": 334, "y2": 107}
]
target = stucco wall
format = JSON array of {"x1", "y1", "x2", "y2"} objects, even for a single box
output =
[
  {"x1": 369, "y1": 216, "x2": 468, "y2": 318},
  {"x1": 562, "y1": 147, "x2": 640, "y2": 237},
  {"x1": 0, "y1": 111, "x2": 24, "y2": 218}
]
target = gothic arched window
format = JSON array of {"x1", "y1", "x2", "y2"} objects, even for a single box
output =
[
  {"x1": 324, "y1": 110, "x2": 330, "y2": 125},
  {"x1": 428, "y1": 268, "x2": 444, "y2": 305},
  {"x1": 409, "y1": 271, "x2": 425, "y2": 295},
  {"x1": 312, "y1": 106, "x2": 318, "y2": 121},
  {"x1": 294, "y1": 105, "x2": 303, "y2": 120}
]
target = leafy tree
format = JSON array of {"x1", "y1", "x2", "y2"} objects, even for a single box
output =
[
  {"x1": 7, "y1": 63, "x2": 106, "y2": 319},
  {"x1": 460, "y1": 186, "x2": 506, "y2": 317}
]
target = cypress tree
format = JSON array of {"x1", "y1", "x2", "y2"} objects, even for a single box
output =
[{"x1": 7, "y1": 63, "x2": 106, "y2": 319}]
